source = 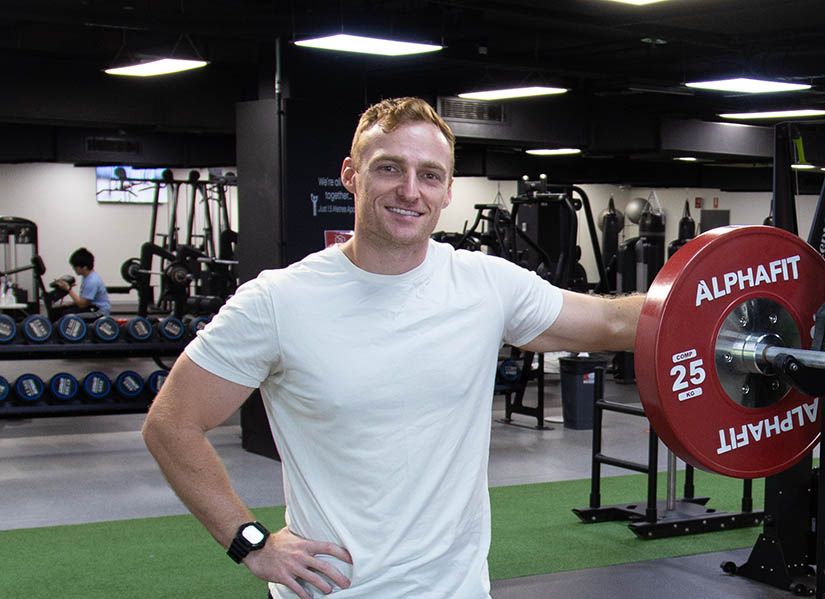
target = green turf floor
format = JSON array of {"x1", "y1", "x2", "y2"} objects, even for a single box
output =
[{"x1": 0, "y1": 469, "x2": 763, "y2": 598}]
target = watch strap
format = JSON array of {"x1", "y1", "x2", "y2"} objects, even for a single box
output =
[{"x1": 227, "y1": 521, "x2": 270, "y2": 564}]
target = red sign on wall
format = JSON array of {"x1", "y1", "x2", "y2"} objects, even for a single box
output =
[{"x1": 324, "y1": 230, "x2": 354, "y2": 247}]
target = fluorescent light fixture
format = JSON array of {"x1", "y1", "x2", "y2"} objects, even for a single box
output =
[
  {"x1": 458, "y1": 86, "x2": 567, "y2": 101},
  {"x1": 791, "y1": 163, "x2": 816, "y2": 170},
  {"x1": 105, "y1": 58, "x2": 208, "y2": 77},
  {"x1": 601, "y1": 0, "x2": 673, "y2": 5},
  {"x1": 526, "y1": 148, "x2": 581, "y2": 156},
  {"x1": 720, "y1": 109, "x2": 825, "y2": 120},
  {"x1": 674, "y1": 156, "x2": 698, "y2": 162},
  {"x1": 294, "y1": 34, "x2": 442, "y2": 56},
  {"x1": 686, "y1": 78, "x2": 811, "y2": 94}
]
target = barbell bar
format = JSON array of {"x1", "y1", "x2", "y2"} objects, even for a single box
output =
[{"x1": 121, "y1": 258, "x2": 193, "y2": 287}]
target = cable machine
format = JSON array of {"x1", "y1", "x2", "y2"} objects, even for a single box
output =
[{"x1": 120, "y1": 169, "x2": 239, "y2": 318}]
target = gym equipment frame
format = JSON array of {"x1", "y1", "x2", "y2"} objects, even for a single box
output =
[{"x1": 572, "y1": 368, "x2": 762, "y2": 539}]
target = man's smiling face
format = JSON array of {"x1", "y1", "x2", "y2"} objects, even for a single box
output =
[{"x1": 342, "y1": 120, "x2": 453, "y2": 250}]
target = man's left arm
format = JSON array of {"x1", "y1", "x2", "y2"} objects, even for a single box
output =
[{"x1": 520, "y1": 290, "x2": 645, "y2": 354}]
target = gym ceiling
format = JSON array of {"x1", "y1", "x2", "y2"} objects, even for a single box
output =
[{"x1": 2, "y1": 0, "x2": 825, "y2": 189}]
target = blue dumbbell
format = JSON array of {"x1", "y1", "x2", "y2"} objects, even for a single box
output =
[
  {"x1": 93, "y1": 316, "x2": 120, "y2": 343},
  {"x1": 20, "y1": 315, "x2": 52, "y2": 343},
  {"x1": 147, "y1": 370, "x2": 169, "y2": 396},
  {"x1": 157, "y1": 316, "x2": 185, "y2": 342},
  {"x1": 122, "y1": 317, "x2": 153, "y2": 342},
  {"x1": 49, "y1": 372, "x2": 80, "y2": 402},
  {"x1": 15, "y1": 374, "x2": 45, "y2": 402},
  {"x1": 0, "y1": 314, "x2": 17, "y2": 343},
  {"x1": 115, "y1": 371, "x2": 145, "y2": 400},
  {"x1": 82, "y1": 371, "x2": 112, "y2": 401},
  {"x1": 56, "y1": 314, "x2": 87, "y2": 343}
]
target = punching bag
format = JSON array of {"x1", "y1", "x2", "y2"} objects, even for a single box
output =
[
  {"x1": 634, "y1": 204, "x2": 665, "y2": 292},
  {"x1": 600, "y1": 197, "x2": 624, "y2": 292},
  {"x1": 667, "y1": 201, "x2": 696, "y2": 258}
]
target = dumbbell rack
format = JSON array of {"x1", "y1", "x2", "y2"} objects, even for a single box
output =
[{"x1": 0, "y1": 340, "x2": 186, "y2": 418}]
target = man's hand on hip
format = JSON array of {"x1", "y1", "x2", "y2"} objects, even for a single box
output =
[{"x1": 245, "y1": 527, "x2": 353, "y2": 598}]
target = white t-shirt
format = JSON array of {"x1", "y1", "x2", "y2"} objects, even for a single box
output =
[{"x1": 186, "y1": 240, "x2": 564, "y2": 598}]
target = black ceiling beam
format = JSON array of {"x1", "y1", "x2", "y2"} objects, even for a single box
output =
[{"x1": 660, "y1": 119, "x2": 773, "y2": 159}]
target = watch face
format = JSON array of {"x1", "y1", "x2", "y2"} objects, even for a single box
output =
[{"x1": 242, "y1": 525, "x2": 265, "y2": 545}]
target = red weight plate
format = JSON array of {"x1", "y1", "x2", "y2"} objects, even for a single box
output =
[{"x1": 635, "y1": 225, "x2": 825, "y2": 478}]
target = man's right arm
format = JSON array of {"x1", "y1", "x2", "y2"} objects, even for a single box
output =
[{"x1": 142, "y1": 354, "x2": 352, "y2": 598}]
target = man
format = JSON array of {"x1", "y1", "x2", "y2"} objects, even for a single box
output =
[
  {"x1": 143, "y1": 97, "x2": 644, "y2": 598},
  {"x1": 54, "y1": 247, "x2": 111, "y2": 316}
]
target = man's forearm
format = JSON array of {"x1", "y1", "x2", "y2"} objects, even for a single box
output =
[
  {"x1": 605, "y1": 293, "x2": 646, "y2": 352},
  {"x1": 521, "y1": 291, "x2": 646, "y2": 354},
  {"x1": 143, "y1": 418, "x2": 255, "y2": 548}
]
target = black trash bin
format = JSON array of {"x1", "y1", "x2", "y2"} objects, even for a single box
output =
[{"x1": 559, "y1": 356, "x2": 607, "y2": 430}]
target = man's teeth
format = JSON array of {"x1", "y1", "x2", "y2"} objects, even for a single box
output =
[{"x1": 388, "y1": 207, "x2": 420, "y2": 217}]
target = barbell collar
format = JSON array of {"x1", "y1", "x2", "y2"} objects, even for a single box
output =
[
  {"x1": 720, "y1": 332, "x2": 784, "y2": 375},
  {"x1": 721, "y1": 330, "x2": 825, "y2": 374}
]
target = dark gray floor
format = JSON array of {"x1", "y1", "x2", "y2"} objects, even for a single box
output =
[
  {"x1": 491, "y1": 549, "x2": 796, "y2": 598},
  {"x1": 0, "y1": 367, "x2": 804, "y2": 598}
]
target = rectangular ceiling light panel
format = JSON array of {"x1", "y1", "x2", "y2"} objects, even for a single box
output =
[
  {"x1": 294, "y1": 34, "x2": 442, "y2": 56},
  {"x1": 687, "y1": 78, "x2": 811, "y2": 93},
  {"x1": 105, "y1": 58, "x2": 208, "y2": 77},
  {"x1": 525, "y1": 148, "x2": 581, "y2": 156},
  {"x1": 458, "y1": 86, "x2": 567, "y2": 101},
  {"x1": 600, "y1": 0, "x2": 673, "y2": 5},
  {"x1": 720, "y1": 109, "x2": 825, "y2": 120}
]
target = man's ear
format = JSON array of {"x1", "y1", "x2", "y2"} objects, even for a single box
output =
[
  {"x1": 341, "y1": 157, "x2": 357, "y2": 193},
  {"x1": 442, "y1": 182, "x2": 453, "y2": 209}
]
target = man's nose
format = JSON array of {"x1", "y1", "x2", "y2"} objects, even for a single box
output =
[{"x1": 397, "y1": 170, "x2": 420, "y2": 201}]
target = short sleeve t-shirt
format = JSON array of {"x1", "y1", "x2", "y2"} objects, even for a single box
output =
[
  {"x1": 80, "y1": 270, "x2": 110, "y2": 315},
  {"x1": 186, "y1": 240, "x2": 564, "y2": 598}
]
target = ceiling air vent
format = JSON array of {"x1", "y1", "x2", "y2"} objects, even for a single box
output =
[
  {"x1": 85, "y1": 137, "x2": 141, "y2": 154},
  {"x1": 438, "y1": 97, "x2": 504, "y2": 123}
]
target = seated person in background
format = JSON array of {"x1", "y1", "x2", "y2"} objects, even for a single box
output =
[{"x1": 54, "y1": 247, "x2": 111, "y2": 316}]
